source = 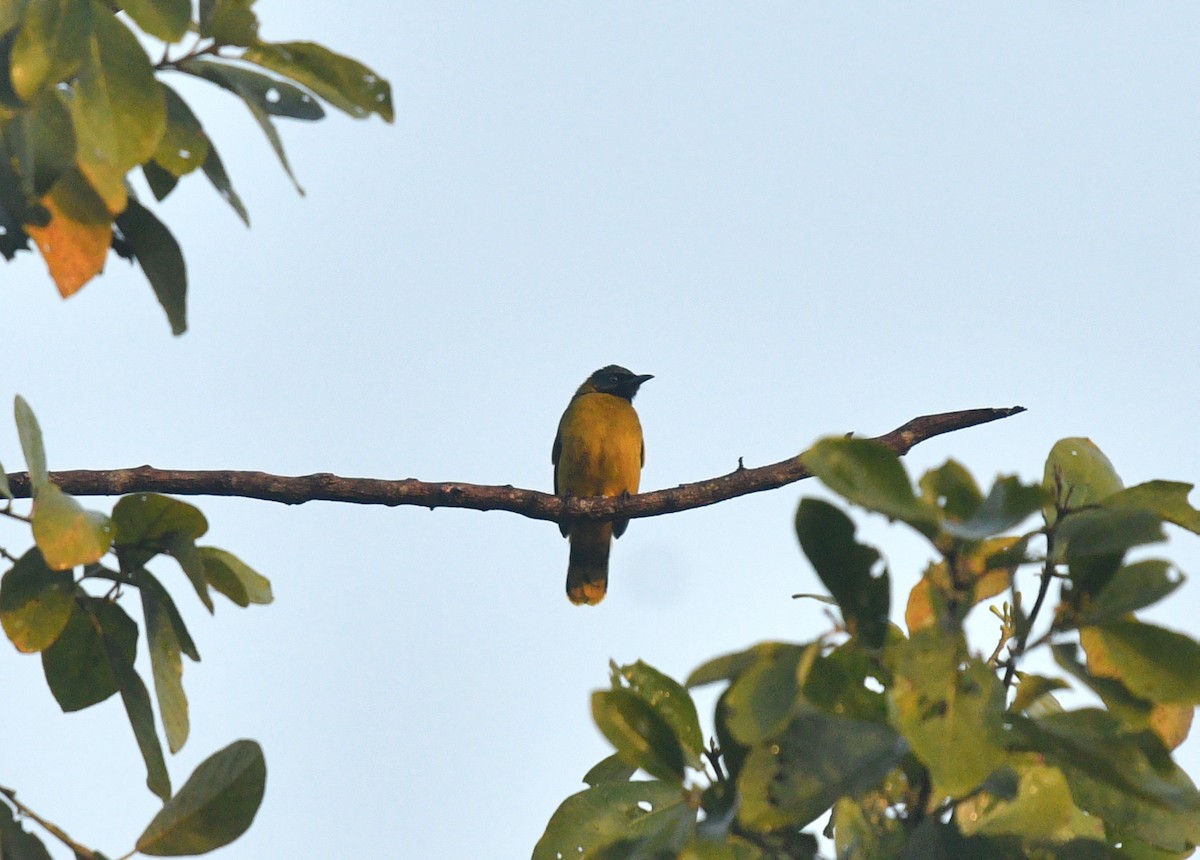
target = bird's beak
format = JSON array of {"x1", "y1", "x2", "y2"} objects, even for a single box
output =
[{"x1": 635, "y1": 374, "x2": 654, "y2": 385}]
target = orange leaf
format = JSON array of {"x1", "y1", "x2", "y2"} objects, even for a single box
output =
[{"x1": 25, "y1": 171, "x2": 113, "y2": 297}]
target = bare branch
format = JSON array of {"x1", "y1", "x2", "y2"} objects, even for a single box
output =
[{"x1": 2, "y1": 406, "x2": 1024, "y2": 523}]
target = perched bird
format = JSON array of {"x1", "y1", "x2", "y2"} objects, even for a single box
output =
[{"x1": 552, "y1": 365, "x2": 654, "y2": 605}]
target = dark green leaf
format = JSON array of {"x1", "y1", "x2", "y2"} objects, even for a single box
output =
[
  {"x1": 199, "y1": 547, "x2": 271, "y2": 606},
  {"x1": 198, "y1": 0, "x2": 258, "y2": 46},
  {"x1": 615, "y1": 661, "x2": 705, "y2": 762},
  {"x1": 582, "y1": 753, "x2": 635, "y2": 787},
  {"x1": 737, "y1": 710, "x2": 904, "y2": 830},
  {"x1": 20, "y1": 89, "x2": 75, "y2": 194},
  {"x1": 890, "y1": 630, "x2": 1009, "y2": 796},
  {"x1": 1058, "y1": 509, "x2": 1165, "y2": 560},
  {"x1": 113, "y1": 492, "x2": 208, "y2": 549},
  {"x1": 173, "y1": 56, "x2": 324, "y2": 120},
  {"x1": 31, "y1": 482, "x2": 114, "y2": 570},
  {"x1": 41, "y1": 597, "x2": 135, "y2": 711},
  {"x1": 801, "y1": 438, "x2": 938, "y2": 533},
  {"x1": 802, "y1": 643, "x2": 888, "y2": 723},
  {"x1": 75, "y1": 598, "x2": 170, "y2": 799},
  {"x1": 138, "y1": 568, "x2": 193, "y2": 753},
  {"x1": 143, "y1": 159, "x2": 178, "y2": 201},
  {"x1": 722, "y1": 642, "x2": 814, "y2": 744},
  {"x1": 137, "y1": 739, "x2": 266, "y2": 856},
  {"x1": 153, "y1": 83, "x2": 210, "y2": 177},
  {"x1": 167, "y1": 533, "x2": 213, "y2": 613},
  {"x1": 118, "y1": 0, "x2": 190, "y2": 42},
  {"x1": 1086, "y1": 620, "x2": 1200, "y2": 705},
  {"x1": 1044, "y1": 437, "x2": 1123, "y2": 524},
  {"x1": 592, "y1": 689, "x2": 686, "y2": 784},
  {"x1": 1077, "y1": 560, "x2": 1183, "y2": 626},
  {"x1": 9, "y1": 0, "x2": 89, "y2": 102},
  {"x1": 1104, "y1": 481, "x2": 1200, "y2": 535},
  {"x1": 0, "y1": 548, "x2": 74, "y2": 652},
  {"x1": 14, "y1": 394, "x2": 48, "y2": 488},
  {"x1": 199, "y1": 139, "x2": 249, "y2": 225},
  {"x1": 1016, "y1": 709, "x2": 1200, "y2": 812},
  {"x1": 115, "y1": 197, "x2": 187, "y2": 335},
  {"x1": 69, "y1": 11, "x2": 165, "y2": 214},
  {"x1": 533, "y1": 781, "x2": 686, "y2": 860},
  {"x1": 942, "y1": 476, "x2": 1044, "y2": 540},
  {"x1": 919, "y1": 459, "x2": 983, "y2": 521},
  {"x1": 0, "y1": 800, "x2": 54, "y2": 860},
  {"x1": 795, "y1": 498, "x2": 890, "y2": 647},
  {"x1": 242, "y1": 41, "x2": 394, "y2": 121}
]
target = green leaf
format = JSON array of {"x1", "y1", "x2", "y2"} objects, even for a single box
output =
[
  {"x1": 533, "y1": 781, "x2": 686, "y2": 860},
  {"x1": 115, "y1": 197, "x2": 188, "y2": 335},
  {"x1": 942, "y1": 476, "x2": 1045, "y2": 541},
  {"x1": 889, "y1": 630, "x2": 1009, "y2": 797},
  {"x1": 583, "y1": 753, "x2": 636, "y2": 787},
  {"x1": 737, "y1": 710, "x2": 904, "y2": 831},
  {"x1": 592, "y1": 689, "x2": 686, "y2": 784},
  {"x1": 1009, "y1": 673, "x2": 1070, "y2": 715},
  {"x1": 1017, "y1": 709, "x2": 1200, "y2": 812},
  {"x1": 168, "y1": 532, "x2": 213, "y2": 613},
  {"x1": 1077, "y1": 559, "x2": 1183, "y2": 626},
  {"x1": 956, "y1": 762, "x2": 1077, "y2": 840},
  {"x1": 139, "y1": 568, "x2": 192, "y2": 753},
  {"x1": 198, "y1": 0, "x2": 259, "y2": 46},
  {"x1": 199, "y1": 139, "x2": 249, "y2": 225},
  {"x1": 1055, "y1": 640, "x2": 1153, "y2": 729},
  {"x1": 173, "y1": 56, "x2": 324, "y2": 120},
  {"x1": 1086, "y1": 620, "x2": 1200, "y2": 705},
  {"x1": 176, "y1": 57, "x2": 303, "y2": 194},
  {"x1": 615, "y1": 661, "x2": 705, "y2": 762},
  {"x1": 919, "y1": 459, "x2": 983, "y2": 521},
  {"x1": 0, "y1": 460, "x2": 12, "y2": 500},
  {"x1": 41, "y1": 596, "x2": 135, "y2": 711},
  {"x1": 1044, "y1": 437, "x2": 1123, "y2": 524},
  {"x1": 0, "y1": 0, "x2": 30, "y2": 39},
  {"x1": 0, "y1": 548, "x2": 74, "y2": 652},
  {"x1": 136, "y1": 739, "x2": 266, "y2": 855},
  {"x1": 86, "y1": 597, "x2": 171, "y2": 799},
  {"x1": 153, "y1": 83, "x2": 210, "y2": 177},
  {"x1": 0, "y1": 800, "x2": 55, "y2": 860},
  {"x1": 69, "y1": 10, "x2": 165, "y2": 214},
  {"x1": 1104, "y1": 481, "x2": 1200, "y2": 535},
  {"x1": 199, "y1": 547, "x2": 272, "y2": 606},
  {"x1": 9, "y1": 0, "x2": 89, "y2": 102},
  {"x1": 802, "y1": 643, "x2": 888, "y2": 723},
  {"x1": 118, "y1": 0, "x2": 190, "y2": 42},
  {"x1": 20, "y1": 89, "x2": 75, "y2": 194},
  {"x1": 1058, "y1": 508, "x2": 1165, "y2": 560},
  {"x1": 113, "y1": 492, "x2": 209, "y2": 550},
  {"x1": 242, "y1": 41, "x2": 394, "y2": 121},
  {"x1": 686, "y1": 641, "x2": 794, "y2": 689},
  {"x1": 721, "y1": 642, "x2": 815, "y2": 744},
  {"x1": 795, "y1": 498, "x2": 890, "y2": 647},
  {"x1": 802, "y1": 438, "x2": 938, "y2": 534},
  {"x1": 143, "y1": 159, "x2": 178, "y2": 201},
  {"x1": 14, "y1": 394, "x2": 48, "y2": 488},
  {"x1": 31, "y1": 482, "x2": 114, "y2": 570}
]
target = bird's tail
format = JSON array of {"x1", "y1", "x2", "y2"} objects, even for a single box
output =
[{"x1": 566, "y1": 522, "x2": 612, "y2": 605}]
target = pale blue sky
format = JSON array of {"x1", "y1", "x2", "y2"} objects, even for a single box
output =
[{"x1": 3, "y1": 3, "x2": 1199, "y2": 857}]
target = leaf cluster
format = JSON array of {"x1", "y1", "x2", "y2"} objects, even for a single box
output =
[
  {"x1": 0, "y1": 396, "x2": 271, "y2": 858},
  {"x1": 537, "y1": 436, "x2": 1200, "y2": 858},
  {"x1": 0, "y1": 0, "x2": 393, "y2": 333}
]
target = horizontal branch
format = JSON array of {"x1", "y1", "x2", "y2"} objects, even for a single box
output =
[{"x1": 4, "y1": 407, "x2": 1024, "y2": 524}]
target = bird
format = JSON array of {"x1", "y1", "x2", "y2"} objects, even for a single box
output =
[{"x1": 552, "y1": 365, "x2": 653, "y2": 605}]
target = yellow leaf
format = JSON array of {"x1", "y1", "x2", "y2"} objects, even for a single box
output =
[
  {"x1": 32, "y1": 483, "x2": 114, "y2": 570},
  {"x1": 1149, "y1": 702, "x2": 1194, "y2": 751}
]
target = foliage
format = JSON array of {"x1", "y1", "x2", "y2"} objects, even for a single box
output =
[
  {"x1": 537, "y1": 437, "x2": 1200, "y2": 858},
  {"x1": 0, "y1": 0, "x2": 393, "y2": 334},
  {"x1": 0, "y1": 395, "x2": 271, "y2": 857}
]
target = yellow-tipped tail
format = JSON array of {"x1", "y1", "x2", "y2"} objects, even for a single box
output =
[{"x1": 566, "y1": 523, "x2": 612, "y2": 605}]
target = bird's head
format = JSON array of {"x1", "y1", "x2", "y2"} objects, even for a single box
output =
[{"x1": 585, "y1": 365, "x2": 654, "y2": 401}]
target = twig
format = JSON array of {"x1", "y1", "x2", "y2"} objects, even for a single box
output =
[
  {"x1": 2, "y1": 407, "x2": 1025, "y2": 524},
  {"x1": 0, "y1": 786, "x2": 99, "y2": 860}
]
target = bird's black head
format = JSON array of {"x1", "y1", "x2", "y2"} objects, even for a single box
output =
[{"x1": 588, "y1": 365, "x2": 654, "y2": 400}]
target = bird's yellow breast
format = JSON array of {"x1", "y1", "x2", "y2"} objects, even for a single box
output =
[{"x1": 554, "y1": 392, "x2": 644, "y2": 498}]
